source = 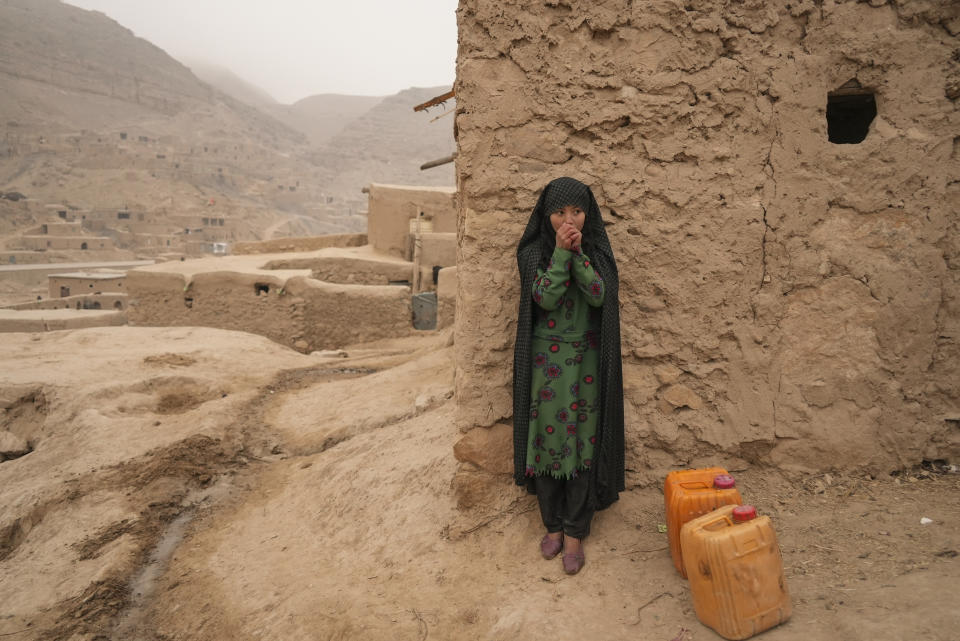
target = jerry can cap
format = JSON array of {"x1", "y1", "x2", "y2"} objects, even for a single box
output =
[
  {"x1": 732, "y1": 505, "x2": 757, "y2": 522},
  {"x1": 713, "y1": 474, "x2": 736, "y2": 489}
]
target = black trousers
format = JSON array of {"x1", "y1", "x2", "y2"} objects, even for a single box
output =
[{"x1": 534, "y1": 474, "x2": 595, "y2": 539}]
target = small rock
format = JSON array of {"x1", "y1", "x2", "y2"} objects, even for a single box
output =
[
  {"x1": 636, "y1": 296, "x2": 667, "y2": 312},
  {"x1": 653, "y1": 364, "x2": 682, "y2": 385},
  {"x1": 0, "y1": 431, "x2": 30, "y2": 459},
  {"x1": 310, "y1": 349, "x2": 348, "y2": 358},
  {"x1": 920, "y1": 517, "x2": 933, "y2": 525},
  {"x1": 452, "y1": 424, "x2": 513, "y2": 474},
  {"x1": 415, "y1": 394, "x2": 432, "y2": 412},
  {"x1": 294, "y1": 339, "x2": 309, "y2": 352},
  {"x1": 661, "y1": 384, "x2": 703, "y2": 410}
]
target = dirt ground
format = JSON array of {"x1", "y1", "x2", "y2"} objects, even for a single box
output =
[{"x1": 0, "y1": 327, "x2": 957, "y2": 641}]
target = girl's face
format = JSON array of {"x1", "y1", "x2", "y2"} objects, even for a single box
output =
[{"x1": 549, "y1": 205, "x2": 585, "y2": 232}]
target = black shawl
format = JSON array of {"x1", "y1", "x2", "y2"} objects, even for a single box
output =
[{"x1": 513, "y1": 177, "x2": 624, "y2": 511}]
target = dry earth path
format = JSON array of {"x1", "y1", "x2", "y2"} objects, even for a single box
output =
[{"x1": 0, "y1": 327, "x2": 956, "y2": 641}]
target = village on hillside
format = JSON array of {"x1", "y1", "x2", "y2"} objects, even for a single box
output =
[{"x1": 0, "y1": 0, "x2": 958, "y2": 640}]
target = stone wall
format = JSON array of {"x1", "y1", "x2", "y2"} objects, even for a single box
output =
[
  {"x1": 417, "y1": 232, "x2": 458, "y2": 268},
  {"x1": 126, "y1": 269, "x2": 412, "y2": 352},
  {"x1": 113, "y1": 231, "x2": 183, "y2": 252},
  {"x1": 20, "y1": 236, "x2": 114, "y2": 251},
  {"x1": 263, "y1": 255, "x2": 414, "y2": 286},
  {"x1": 0, "y1": 308, "x2": 125, "y2": 333},
  {"x1": 453, "y1": 0, "x2": 959, "y2": 493},
  {"x1": 367, "y1": 184, "x2": 457, "y2": 258},
  {"x1": 0, "y1": 252, "x2": 63, "y2": 265},
  {"x1": 230, "y1": 233, "x2": 368, "y2": 255},
  {"x1": 41, "y1": 222, "x2": 82, "y2": 236},
  {"x1": 3, "y1": 293, "x2": 127, "y2": 311},
  {"x1": 48, "y1": 274, "x2": 126, "y2": 298}
]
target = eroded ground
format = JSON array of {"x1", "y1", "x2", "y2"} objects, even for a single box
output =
[{"x1": 0, "y1": 327, "x2": 957, "y2": 641}]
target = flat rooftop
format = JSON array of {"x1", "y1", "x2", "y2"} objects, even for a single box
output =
[
  {"x1": 0, "y1": 260, "x2": 155, "y2": 274},
  {"x1": 20, "y1": 235, "x2": 112, "y2": 241},
  {"x1": 0, "y1": 309, "x2": 123, "y2": 321},
  {"x1": 132, "y1": 244, "x2": 409, "y2": 281},
  {"x1": 48, "y1": 271, "x2": 127, "y2": 280}
]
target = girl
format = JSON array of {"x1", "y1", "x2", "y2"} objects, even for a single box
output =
[{"x1": 514, "y1": 176, "x2": 624, "y2": 575}]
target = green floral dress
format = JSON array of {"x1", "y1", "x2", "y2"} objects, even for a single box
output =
[{"x1": 526, "y1": 246, "x2": 606, "y2": 480}]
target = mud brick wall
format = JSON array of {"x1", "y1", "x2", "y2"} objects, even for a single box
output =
[
  {"x1": 126, "y1": 270, "x2": 412, "y2": 353},
  {"x1": 453, "y1": 0, "x2": 960, "y2": 498}
]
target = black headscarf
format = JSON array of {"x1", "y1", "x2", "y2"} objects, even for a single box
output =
[{"x1": 513, "y1": 177, "x2": 625, "y2": 511}]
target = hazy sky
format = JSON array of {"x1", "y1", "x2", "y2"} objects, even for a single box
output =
[{"x1": 65, "y1": 0, "x2": 458, "y2": 103}]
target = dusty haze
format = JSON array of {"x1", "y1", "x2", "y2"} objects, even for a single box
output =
[{"x1": 64, "y1": 0, "x2": 458, "y2": 102}]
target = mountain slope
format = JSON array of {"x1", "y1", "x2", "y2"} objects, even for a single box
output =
[
  {"x1": 1, "y1": 0, "x2": 210, "y2": 125},
  {"x1": 0, "y1": 0, "x2": 453, "y2": 250},
  {"x1": 269, "y1": 94, "x2": 385, "y2": 147},
  {"x1": 311, "y1": 86, "x2": 456, "y2": 195},
  {"x1": 186, "y1": 61, "x2": 278, "y2": 109}
]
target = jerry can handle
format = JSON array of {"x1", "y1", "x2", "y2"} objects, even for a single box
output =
[{"x1": 701, "y1": 514, "x2": 734, "y2": 532}]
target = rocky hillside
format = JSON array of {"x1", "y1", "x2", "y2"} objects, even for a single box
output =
[
  {"x1": 0, "y1": 0, "x2": 454, "y2": 247},
  {"x1": 309, "y1": 87, "x2": 457, "y2": 195},
  {"x1": 268, "y1": 94, "x2": 386, "y2": 147},
  {"x1": 196, "y1": 70, "x2": 455, "y2": 183},
  {"x1": 185, "y1": 61, "x2": 279, "y2": 110},
  {"x1": 0, "y1": 0, "x2": 296, "y2": 140}
]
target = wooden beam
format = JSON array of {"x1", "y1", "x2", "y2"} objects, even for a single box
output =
[
  {"x1": 420, "y1": 152, "x2": 457, "y2": 171},
  {"x1": 413, "y1": 89, "x2": 455, "y2": 112}
]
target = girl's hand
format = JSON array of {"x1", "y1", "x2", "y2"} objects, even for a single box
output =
[{"x1": 556, "y1": 223, "x2": 579, "y2": 250}]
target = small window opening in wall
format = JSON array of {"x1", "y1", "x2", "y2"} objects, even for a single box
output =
[
  {"x1": 255, "y1": 283, "x2": 270, "y2": 296},
  {"x1": 114, "y1": 300, "x2": 123, "y2": 310},
  {"x1": 827, "y1": 79, "x2": 877, "y2": 144},
  {"x1": 184, "y1": 297, "x2": 194, "y2": 308}
]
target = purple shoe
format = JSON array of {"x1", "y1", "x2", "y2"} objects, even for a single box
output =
[
  {"x1": 540, "y1": 533, "x2": 563, "y2": 559},
  {"x1": 562, "y1": 551, "x2": 585, "y2": 574}
]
